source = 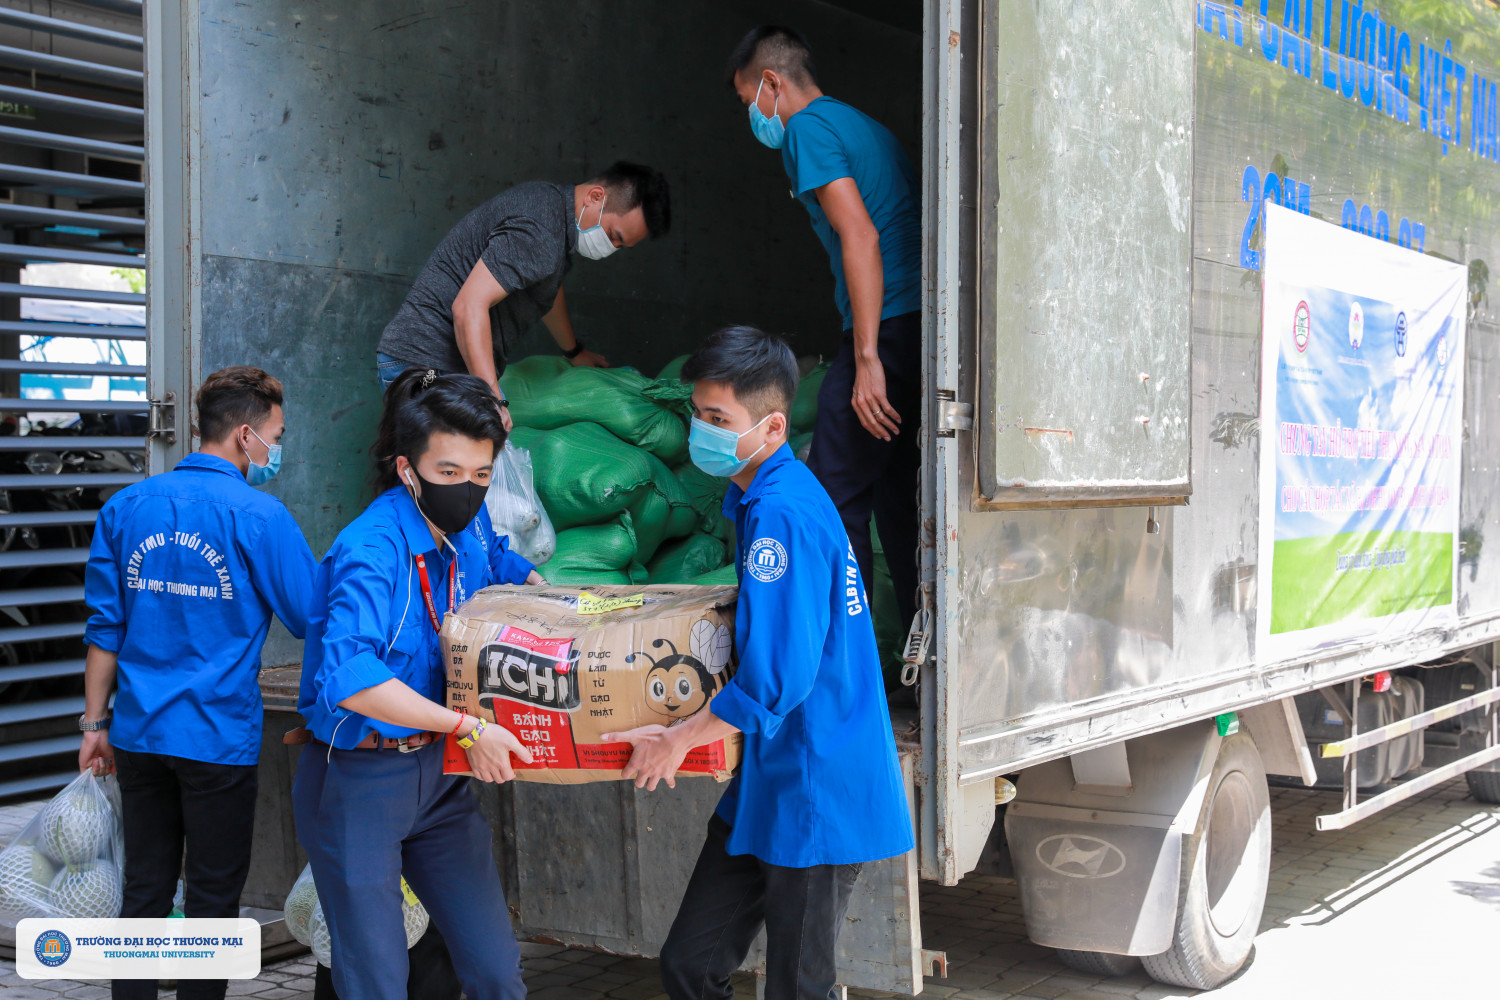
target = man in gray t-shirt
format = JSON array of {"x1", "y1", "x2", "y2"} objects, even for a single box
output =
[{"x1": 377, "y1": 161, "x2": 671, "y2": 428}]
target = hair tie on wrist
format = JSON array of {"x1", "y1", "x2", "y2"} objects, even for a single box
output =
[{"x1": 421, "y1": 370, "x2": 437, "y2": 389}]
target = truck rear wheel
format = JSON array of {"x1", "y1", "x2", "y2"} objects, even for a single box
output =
[
  {"x1": 1141, "y1": 732, "x2": 1270, "y2": 990},
  {"x1": 1467, "y1": 768, "x2": 1500, "y2": 804},
  {"x1": 1054, "y1": 949, "x2": 1142, "y2": 976}
]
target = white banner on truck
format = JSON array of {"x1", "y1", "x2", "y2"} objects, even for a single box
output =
[
  {"x1": 1258, "y1": 202, "x2": 1467, "y2": 659},
  {"x1": 16, "y1": 918, "x2": 261, "y2": 980}
]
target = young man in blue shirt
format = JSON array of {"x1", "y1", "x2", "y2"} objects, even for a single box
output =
[
  {"x1": 606, "y1": 326, "x2": 913, "y2": 1000},
  {"x1": 80, "y1": 366, "x2": 317, "y2": 1000},
  {"x1": 726, "y1": 25, "x2": 924, "y2": 650}
]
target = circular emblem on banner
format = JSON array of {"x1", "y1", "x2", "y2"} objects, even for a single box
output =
[
  {"x1": 1292, "y1": 301, "x2": 1310, "y2": 353},
  {"x1": 1394, "y1": 311, "x2": 1407, "y2": 357},
  {"x1": 1438, "y1": 334, "x2": 1450, "y2": 367},
  {"x1": 1347, "y1": 300, "x2": 1364, "y2": 349},
  {"x1": 35, "y1": 929, "x2": 71, "y2": 968},
  {"x1": 745, "y1": 538, "x2": 788, "y2": 583}
]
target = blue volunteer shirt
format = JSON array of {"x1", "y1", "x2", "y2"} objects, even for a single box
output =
[
  {"x1": 84, "y1": 453, "x2": 317, "y2": 766},
  {"x1": 298, "y1": 486, "x2": 534, "y2": 747},
  {"x1": 781, "y1": 96, "x2": 922, "y2": 331},
  {"x1": 710, "y1": 444, "x2": 914, "y2": 867}
]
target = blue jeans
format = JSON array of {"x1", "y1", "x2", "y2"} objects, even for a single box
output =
[
  {"x1": 376, "y1": 352, "x2": 416, "y2": 390},
  {"x1": 292, "y1": 740, "x2": 525, "y2": 1000}
]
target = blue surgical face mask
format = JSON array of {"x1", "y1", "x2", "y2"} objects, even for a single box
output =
[
  {"x1": 689, "y1": 414, "x2": 774, "y2": 478},
  {"x1": 244, "y1": 426, "x2": 282, "y2": 486},
  {"x1": 575, "y1": 195, "x2": 617, "y2": 261},
  {"x1": 747, "y1": 77, "x2": 785, "y2": 149}
]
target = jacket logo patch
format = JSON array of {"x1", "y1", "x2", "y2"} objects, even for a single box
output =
[{"x1": 746, "y1": 538, "x2": 788, "y2": 583}]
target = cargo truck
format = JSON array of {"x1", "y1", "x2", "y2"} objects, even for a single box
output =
[{"x1": 80, "y1": 0, "x2": 1500, "y2": 992}]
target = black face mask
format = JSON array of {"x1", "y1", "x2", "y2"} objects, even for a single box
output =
[{"x1": 407, "y1": 468, "x2": 487, "y2": 535}]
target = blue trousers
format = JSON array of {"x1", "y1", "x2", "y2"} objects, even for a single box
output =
[
  {"x1": 376, "y1": 352, "x2": 415, "y2": 390},
  {"x1": 292, "y1": 740, "x2": 525, "y2": 1000}
]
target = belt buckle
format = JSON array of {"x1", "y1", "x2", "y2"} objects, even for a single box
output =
[{"x1": 397, "y1": 736, "x2": 419, "y2": 754}]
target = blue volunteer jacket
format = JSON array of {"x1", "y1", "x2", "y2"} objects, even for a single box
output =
[
  {"x1": 710, "y1": 444, "x2": 914, "y2": 867},
  {"x1": 84, "y1": 453, "x2": 317, "y2": 765},
  {"x1": 298, "y1": 486, "x2": 534, "y2": 747}
]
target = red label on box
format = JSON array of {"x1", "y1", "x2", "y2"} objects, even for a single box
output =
[
  {"x1": 445, "y1": 698, "x2": 580, "y2": 773},
  {"x1": 444, "y1": 714, "x2": 730, "y2": 776},
  {"x1": 570, "y1": 739, "x2": 728, "y2": 773},
  {"x1": 497, "y1": 625, "x2": 574, "y2": 663},
  {"x1": 492, "y1": 698, "x2": 578, "y2": 769}
]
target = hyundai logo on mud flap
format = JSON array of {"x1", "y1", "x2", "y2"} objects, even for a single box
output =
[
  {"x1": 478, "y1": 641, "x2": 582, "y2": 711},
  {"x1": 1036, "y1": 834, "x2": 1127, "y2": 879}
]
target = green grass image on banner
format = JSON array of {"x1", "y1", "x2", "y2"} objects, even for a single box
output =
[{"x1": 1270, "y1": 530, "x2": 1453, "y2": 634}]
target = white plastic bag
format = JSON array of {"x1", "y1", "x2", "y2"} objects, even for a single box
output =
[
  {"x1": 0, "y1": 771, "x2": 125, "y2": 925},
  {"x1": 284, "y1": 864, "x2": 319, "y2": 946},
  {"x1": 284, "y1": 863, "x2": 429, "y2": 966},
  {"x1": 486, "y1": 442, "x2": 555, "y2": 567}
]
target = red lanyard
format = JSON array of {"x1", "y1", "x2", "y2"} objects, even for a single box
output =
[{"x1": 413, "y1": 553, "x2": 455, "y2": 634}]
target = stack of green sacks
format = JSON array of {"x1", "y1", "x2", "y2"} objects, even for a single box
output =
[
  {"x1": 498, "y1": 353, "x2": 835, "y2": 588},
  {"x1": 500, "y1": 357, "x2": 731, "y2": 585}
]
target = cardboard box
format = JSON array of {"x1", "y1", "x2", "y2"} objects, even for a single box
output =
[{"x1": 442, "y1": 585, "x2": 741, "y2": 784}]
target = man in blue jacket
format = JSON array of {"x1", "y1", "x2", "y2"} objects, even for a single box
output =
[
  {"x1": 726, "y1": 25, "x2": 924, "y2": 652},
  {"x1": 80, "y1": 366, "x2": 317, "y2": 1000},
  {"x1": 607, "y1": 326, "x2": 913, "y2": 1000}
]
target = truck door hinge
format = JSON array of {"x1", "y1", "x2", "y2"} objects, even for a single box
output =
[
  {"x1": 935, "y1": 391, "x2": 973, "y2": 437},
  {"x1": 146, "y1": 392, "x2": 177, "y2": 445},
  {"x1": 901, "y1": 604, "x2": 932, "y2": 687}
]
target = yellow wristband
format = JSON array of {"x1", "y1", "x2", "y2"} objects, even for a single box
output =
[{"x1": 456, "y1": 716, "x2": 486, "y2": 750}]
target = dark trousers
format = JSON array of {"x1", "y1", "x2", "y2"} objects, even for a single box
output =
[
  {"x1": 660, "y1": 816, "x2": 862, "y2": 1000},
  {"x1": 806, "y1": 311, "x2": 922, "y2": 635},
  {"x1": 111, "y1": 746, "x2": 259, "y2": 1000},
  {"x1": 292, "y1": 739, "x2": 525, "y2": 1000},
  {"x1": 313, "y1": 925, "x2": 463, "y2": 1000}
]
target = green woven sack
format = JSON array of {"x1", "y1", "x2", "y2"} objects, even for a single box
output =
[
  {"x1": 686, "y1": 563, "x2": 739, "y2": 586},
  {"x1": 505, "y1": 426, "x2": 548, "y2": 452},
  {"x1": 673, "y1": 461, "x2": 731, "y2": 536},
  {"x1": 791, "y1": 361, "x2": 830, "y2": 434},
  {"x1": 615, "y1": 450, "x2": 698, "y2": 562},
  {"x1": 657, "y1": 355, "x2": 690, "y2": 381},
  {"x1": 628, "y1": 494, "x2": 697, "y2": 563},
  {"x1": 529, "y1": 423, "x2": 655, "y2": 530},
  {"x1": 646, "y1": 533, "x2": 727, "y2": 584},
  {"x1": 510, "y1": 367, "x2": 689, "y2": 464},
  {"x1": 551, "y1": 518, "x2": 638, "y2": 570},
  {"x1": 540, "y1": 566, "x2": 639, "y2": 590},
  {"x1": 544, "y1": 518, "x2": 649, "y2": 585},
  {"x1": 498, "y1": 355, "x2": 571, "y2": 408}
]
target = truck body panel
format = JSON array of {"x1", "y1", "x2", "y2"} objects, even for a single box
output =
[{"x1": 142, "y1": 0, "x2": 1500, "y2": 990}]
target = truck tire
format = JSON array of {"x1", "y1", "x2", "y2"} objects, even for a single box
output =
[
  {"x1": 1466, "y1": 768, "x2": 1500, "y2": 804},
  {"x1": 1054, "y1": 949, "x2": 1142, "y2": 976},
  {"x1": 1141, "y1": 733, "x2": 1271, "y2": 990}
]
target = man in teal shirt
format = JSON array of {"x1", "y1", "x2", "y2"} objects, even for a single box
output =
[{"x1": 726, "y1": 24, "x2": 923, "y2": 651}]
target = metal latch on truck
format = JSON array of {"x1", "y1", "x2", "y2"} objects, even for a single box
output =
[
  {"x1": 146, "y1": 393, "x2": 177, "y2": 446},
  {"x1": 934, "y1": 390, "x2": 972, "y2": 437}
]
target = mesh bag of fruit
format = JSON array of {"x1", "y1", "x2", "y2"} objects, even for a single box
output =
[{"x1": 0, "y1": 770, "x2": 124, "y2": 924}]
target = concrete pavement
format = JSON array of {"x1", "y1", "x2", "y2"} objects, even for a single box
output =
[{"x1": 5, "y1": 778, "x2": 1499, "y2": 999}]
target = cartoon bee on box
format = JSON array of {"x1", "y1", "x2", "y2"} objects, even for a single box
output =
[{"x1": 628, "y1": 619, "x2": 734, "y2": 723}]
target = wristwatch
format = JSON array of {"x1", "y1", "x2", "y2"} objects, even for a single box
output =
[
  {"x1": 78, "y1": 713, "x2": 111, "y2": 732},
  {"x1": 563, "y1": 340, "x2": 585, "y2": 360}
]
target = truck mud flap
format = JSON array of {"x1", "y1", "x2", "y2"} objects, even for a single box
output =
[{"x1": 1003, "y1": 722, "x2": 1221, "y2": 955}]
